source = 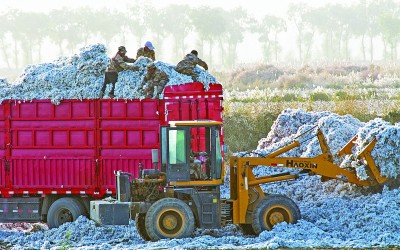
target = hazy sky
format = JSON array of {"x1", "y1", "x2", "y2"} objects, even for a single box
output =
[
  {"x1": 2, "y1": 0, "x2": 356, "y2": 17},
  {"x1": 1, "y1": 0, "x2": 360, "y2": 68}
]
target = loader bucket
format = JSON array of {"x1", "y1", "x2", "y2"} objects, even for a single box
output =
[
  {"x1": 337, "y1": 134, "x2": 358, "y2": 156},
  {"x1": 357, "y1": 138, "x2": 387, "y2": 184},
  {"x1": 338, "y1": 136, "x2": 387, "y2": 185}
]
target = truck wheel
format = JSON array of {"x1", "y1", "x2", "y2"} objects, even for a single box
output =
[
  {"x1": 135, "y1": 213, "x2": 151, "y2": 241},
  {"x1": 239, "y1": 224, "x2": 257, "y2": 235},
  {"x1": 251, "y1": 194, "x2": 301, "y2": 235},
  {"x1": 47, "y1": 198, "x2": 85, "y2": 228},
  {"x1": 145, "y1": 198, "x2": 194, "y2": 241}
]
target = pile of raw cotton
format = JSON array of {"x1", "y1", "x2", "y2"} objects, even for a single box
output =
[
  {"x1": 1, "y1": 109, "x2": 400, "y2": 249},
  {"x1": 254, "y1": 109, "x2": 400, "y2": 182},
  {"x1": 340, "y1": 118, "x2": 400, "y2": 180},
  {"x1": 0, "y1": 44, "x2": 218, "y2": 105}
]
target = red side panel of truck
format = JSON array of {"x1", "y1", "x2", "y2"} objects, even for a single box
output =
[
  {"x1": 6, "y1": 100, "x2": 97, "y2": 197},
  {"x1": 98, "y1": 99, "x2": 161, "y2": 194},
  {"x1": 0, "y1": 106, "x2": 5, "y2": 189},
  {"x1": 0, "y1": 83, "x2": 223, "y2": 199}
]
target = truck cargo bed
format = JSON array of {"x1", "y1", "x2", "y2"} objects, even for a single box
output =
[{"x1": 0, "y1": 83, "x2": 223, "y2": 199}]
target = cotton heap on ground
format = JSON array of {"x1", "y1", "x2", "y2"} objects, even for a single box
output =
[
  {"x1": 0, "y1": 44, "x2": 218, "y2": 105},
  {"x1": 255, "y1": 109, "x2": 400, "y2": 181},
  {"x1": 340, "y1": 118, "x2": 400, "y2": 180}
]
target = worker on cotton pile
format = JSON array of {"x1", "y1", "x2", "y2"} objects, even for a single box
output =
[
  {"x1": 138, "y1": 62, "x2": 169, "y2": 98},
  {"x1": 100, "y1": 46, "x2": 138, "y2": 98},
  {"x1": 175, "y1": 50, "x2": 208, "y2": 82},
  {"x1": 136, "y1": 41, "x2": 156, "y2": 61}
]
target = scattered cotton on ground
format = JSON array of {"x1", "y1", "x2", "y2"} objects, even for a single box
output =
[{"x1": 2, "y1": 184, "x2": 400, "y2": 249}]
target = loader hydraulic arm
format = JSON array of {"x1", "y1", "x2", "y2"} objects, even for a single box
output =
[{"x1": 229, "y1": 128, "x2": 386, "y2": 225}]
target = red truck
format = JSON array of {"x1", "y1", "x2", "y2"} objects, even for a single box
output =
[{"x1": 0, "y1": 82, "x2": 223, "y2": 228}]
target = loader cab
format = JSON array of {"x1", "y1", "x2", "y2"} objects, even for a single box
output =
[{"x1": 160, "y1": 120, "x2": 223, "y2": 185}]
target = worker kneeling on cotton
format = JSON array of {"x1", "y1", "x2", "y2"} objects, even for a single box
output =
[
  {"x1": 138, "y1": 62, "x2": 169, "y2": 98},
  {"x1": 175, "y1": 50, "x2": 208, "y2": 82}
]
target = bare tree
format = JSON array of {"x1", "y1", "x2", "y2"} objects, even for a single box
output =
[
  {"x1": 125, "y1": 3, "x2": 151, "y2": 48},
  {"x1": 222, "y1": 7, "x2": 249, "y2": 68},
  {"x1": 256, "y1": 15, "x2": 287, "y2": 63},
  {"x1": 162, "y1": 5, "x2": 192, "y2": 62},
  {"x1": 0, "y1": 11, "x2": 13, "y2": 68},
  {"x1": 190, "y1": 6, "x2": 227, "y2": 66},
  {"x1": 287, "y1": 3, "x2": 312, "y2": 64},
  {"x1": 379, "y1": 14, "x2": 400, "y2": 61}
]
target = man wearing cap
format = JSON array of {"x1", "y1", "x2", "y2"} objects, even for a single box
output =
[
  {"x1": 136, "y1": 41, "x2": 156, "y2": 61},
  {"x1": 100, "y1": 46, "x2": 138, "y2": 98},
  {"x1": 175, "y1": 50, "x2": 208, "y2": 82},
  {"x1": 138, "y1": 62, "x2": 169, "y2": 98}
]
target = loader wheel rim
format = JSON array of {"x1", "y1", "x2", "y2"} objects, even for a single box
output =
[
  {"x1": 157, "y1": 209, "x2": 184, "y2": 237},
  {"x1": 264, "y1": 206, "x2": 291, "y2": 228},
  {"x1": 162, "y1": 214, "x2": 178, "y2": 230},
  {"x1": 269, "y1": 212, "x2": 285, "y2": 225}
]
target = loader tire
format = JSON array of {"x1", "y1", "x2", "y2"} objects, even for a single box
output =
[
  {"x1": 251, "y1": 194, "x2": 301, "y2": 235},
  {"x1": 135, "y1": 213, "x2": 151, "y2": 241},
  {"x1": 145, "y1": 198, "x2": 194, "y2": 241},
  {"x1": 47, "y1": 197, "x2": 85, "y2": 229}
]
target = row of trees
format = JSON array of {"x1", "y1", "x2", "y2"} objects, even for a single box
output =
[
  {"x1": 0, "y1": 0, "x2": 399, "y2": 71},
  {"x1": 284, "y1": 0, "x2": 400, "y2": 63}
]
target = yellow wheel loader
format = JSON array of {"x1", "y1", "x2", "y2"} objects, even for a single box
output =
[{"x1": 90, "y1": 121, "x2": 387, "y2": 241}]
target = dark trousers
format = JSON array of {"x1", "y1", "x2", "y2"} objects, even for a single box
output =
[{"x1": 101, "y1": 71, "x2": 118, "y2": 96}]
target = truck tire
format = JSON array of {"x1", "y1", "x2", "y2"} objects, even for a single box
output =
[
  {"x1": 145, "y1": 198, "x2": 194, "y2": 241},
  {"x1": 135, "y1": 213, "x2": 151, "y2": 241},
  {"x1": 47, "y1": 197, "x2": 85, "y2": 228},
  {"x1": 251, "y1": 194, "x2": 301, "y2": 235}
]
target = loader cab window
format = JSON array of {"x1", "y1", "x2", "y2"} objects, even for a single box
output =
[
  {"x1": 168, "y1": 130, "x2": 186, "y2": 164},
  {"x1": 161, "y1": 126, "x2": 191, "y2": 182}
]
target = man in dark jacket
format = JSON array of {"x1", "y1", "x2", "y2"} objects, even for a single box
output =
[
  {"x1": 175, "y1": 50, "x2": 208, "y2": 81},
  {"x1": 100, "y1": 46, "x2": 138, "y2": 98}
]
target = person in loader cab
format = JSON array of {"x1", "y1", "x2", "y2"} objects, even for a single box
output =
[
  {"x1": 100, "y1": 46, "x2": 138, "y2": 98},
  {"x1": 138, "y1": 62, "x2": 169, "y2": 98},
  {"x1": 136, "y1": 41, "x2": 156, "y2": 61},
  {"x1": 175, "y1": 50, "x2": 208, "y2": 82},
  {"x1": 189, "y1": 151, "x2": 208, "y2": 180}
]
